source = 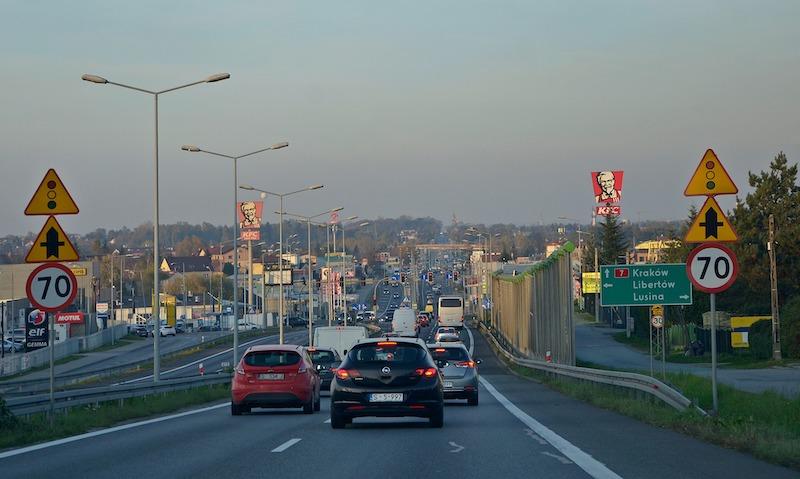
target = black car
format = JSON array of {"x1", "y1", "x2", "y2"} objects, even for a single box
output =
[
  {"x1": 330, "y1": 338, "x2": 444, "y2": 428},
  {"x1": 307, "y1": 347, "x2": 342, "y2": 389},
  {"x1": 286, "y1": 316, "x2": 308, "y2": 327}
]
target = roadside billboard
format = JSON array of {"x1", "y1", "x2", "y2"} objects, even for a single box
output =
[
  {"x1": 238, "y1": 201, "x2": 263, "y2": 241},
  {"x1": 591, "y1": 170, "x2": 624, "y2": 205},
  {"x1": 25, "y1": 307, "x2": 48, "y2": 351}
]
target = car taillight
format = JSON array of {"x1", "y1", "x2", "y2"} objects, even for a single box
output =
[
  {"x1": 235, "y1": 365, "x2": 245, "y2": 375},
  {"x1": 298, "y1": 365, "x2": 307, "y2": 374},
  {"x1": 415, "y1": 368, "x2": 438, "y2": 377},
  {"x1": 456, "y1": 361, "x2": 475, "y2": 368}
]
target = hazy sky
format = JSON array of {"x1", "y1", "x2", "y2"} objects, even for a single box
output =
[{"x1": 2, "y1": 1, "x2": 799, "y2": 236}]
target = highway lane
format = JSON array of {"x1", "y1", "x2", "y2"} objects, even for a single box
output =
[{"x1": 1, "y1": 324, "x2": 796, "y2": 478}]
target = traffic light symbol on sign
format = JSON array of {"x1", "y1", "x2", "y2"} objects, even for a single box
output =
[
  {"x1": 25, "y1": 169, "x2": 80, "y2": 215},
  {"x1": 453, "y1": 271, "x2": 459, "y2": 281},
  {"x1": 400, "y1": 273, "x2": 406, "y2": 283},
  {"x1": 427, "y1": 272, "x2": 433, "y2": 282},
  {"x1": 684, "y1": 149, "x2": 738, "y2": 197}
]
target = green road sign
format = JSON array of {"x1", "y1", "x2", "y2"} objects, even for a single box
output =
[{"x1": 600, "y1": 263, "x2": 692, "y2": 307}]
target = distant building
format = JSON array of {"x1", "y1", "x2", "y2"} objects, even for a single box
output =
[
  {"x1": 160, "y1": 256, "x2": 213, "y2": 274},
  {"x1": 632, "y1": 240, "x2": 680, "y2": 263},
  {"x1": 400, "y1": 230, "x2": 418, "y2": 243}
]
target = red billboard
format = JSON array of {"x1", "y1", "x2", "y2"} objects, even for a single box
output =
[
  {"x1": 237, "y1": 201, "x2": 263, "y2": 241},
  {"x1": 591, "y1": 171, "x2": 624, "y2": 205}
]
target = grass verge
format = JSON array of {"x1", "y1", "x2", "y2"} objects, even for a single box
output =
[
  {"x1": 0, "y1": 384, "x2": 230, "y2": 450},
  {"x1": 611, "y1": 332, "x2": 798, "y2": 369},
  {"x1": 90, "y1": 336, "x2": 145, "y2": 353},
  {"x1": 491, "y1": 336, "x2": 800, "y2": 470}
]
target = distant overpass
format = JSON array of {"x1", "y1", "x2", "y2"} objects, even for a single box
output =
[{"x1": 415, "y1": 243, "x2": 476, "y2": 251}]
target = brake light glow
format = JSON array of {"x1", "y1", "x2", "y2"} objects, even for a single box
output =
[
  {"x1": 456, "y1": 361, "x2": 476, "y2": 368},
  {"x1": 377, "y1": 341, "x2": 397, "y2": 346},
  {"x1": 415, "y1": 367, "x2": 438, "y2": 377},
  {"x1": 336, "y1": 369, "x2": 360, "y2": 380},
  {"x1": 434, "y1": 348, "x2": 446, "y2": 353}
]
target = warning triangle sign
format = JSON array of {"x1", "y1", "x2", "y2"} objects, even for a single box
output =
[
  {"x1": 684, "y1": 197, "x2": 738, "y2": 243},
  {"x1": 25, "y1": 169, "x2": 79, "y2": 215},
  {"x1": 25, "y1": 216, "x2": 80, "y2": 263},
  {"x1": 684, "y1": 149, "x2": 738, "y2": 197}
]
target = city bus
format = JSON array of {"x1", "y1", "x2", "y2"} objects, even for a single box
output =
[{"x1": 437, "y1": 295, "x2": 464, "y2": 328}]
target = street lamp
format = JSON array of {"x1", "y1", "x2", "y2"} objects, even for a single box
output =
[
  {"x1": 240, "y1": 184, "x2": 323, "y2": 344},
  {"x1": 83, "y1": 71, "x2": 230, "y2": 382},
  {"x1": 181, "y1": 142, "x2": 288, "y2": 365},
  {"x1": 282, "y1": 207, "x2": 344, "y2": 346},
  {"x1": 339, "y1": 217, "x2": 370, "y2": 324}
]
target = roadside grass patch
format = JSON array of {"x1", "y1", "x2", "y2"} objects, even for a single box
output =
[{"x1": 0, "y1": 384, "x2": 230, "y2": 450}]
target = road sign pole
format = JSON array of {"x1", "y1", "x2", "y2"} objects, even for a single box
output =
[
  {"x1": 649, "y1": 310, "x2": 654, "y2": 377},
  {"x1": 49, "y1": 311, "x2": 54, "y2": 425},
  {"x1": 710, "y1": 292, "x2": 718, "y2": 414},
  {"x1": 661, "y1": 309, "x2": 666, "y2": 379}
]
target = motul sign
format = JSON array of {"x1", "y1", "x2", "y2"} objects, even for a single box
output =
[{"x1": 55, "y1": 312, "x2": 84, "y2": 324}]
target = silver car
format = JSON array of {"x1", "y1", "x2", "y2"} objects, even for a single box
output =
[{"x1": 428, "y1": 343, "x2": 480, "y2": 405}]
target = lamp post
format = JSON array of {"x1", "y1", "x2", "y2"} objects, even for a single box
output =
[
  {"x1": 181, "y1": 142, "x2": 288, "y2": 365},
  {"x1": 240, "y1": 184, "x2": 323, "y2": 344},
  {"x1": 282, "y1": 208, "x2": 344, "y2": 346},
  {"x1": 83, "y1": 72, "x2": 230, "y2": 382}
]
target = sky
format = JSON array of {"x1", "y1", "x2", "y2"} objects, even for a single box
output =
[{"x1": 2, "y1": 1, "x2": 799, "y2": 236}]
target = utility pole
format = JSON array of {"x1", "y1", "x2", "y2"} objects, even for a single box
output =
[{"x1": 768, "y1": 214, "x2": 782, "y2": 361}]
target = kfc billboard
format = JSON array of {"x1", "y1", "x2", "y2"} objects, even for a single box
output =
[
  {"x1": 238, "y1": 201, "x2": 263, "y2": 241},
  {"x1": 591, "y1": 171, "x2": 624, "y2": 205}
]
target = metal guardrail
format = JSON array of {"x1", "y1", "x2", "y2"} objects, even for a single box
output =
[
  {"x1": 5, "y1": 374, "x2": 231, "y2": 416},
  {"x1": 478, "y1": 323, "x2": 705, "y2": 414}
]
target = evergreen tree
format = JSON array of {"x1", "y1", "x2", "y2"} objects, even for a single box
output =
[{"x1": 599, "y1": 215, "x2": 628, "y2": 265}]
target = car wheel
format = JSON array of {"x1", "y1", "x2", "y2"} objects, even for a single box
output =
[
  {"x1": 231, "y1": 403, "x2": 243, "y2": 416},
  {"x1": 429, "y1": 407, "x2": 444, "y2": 428},
  {"x1": 303, "y1": 398, "x2": 314, "y2": 414},
  {"x1": 468, "y1": 393, "x2": 479, "y2": 406},
  {"x1": 330, "y1": 411, "x2": 347, "y2": 429}
]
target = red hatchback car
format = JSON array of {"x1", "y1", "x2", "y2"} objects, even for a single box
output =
[{"x1": 231, "y1": 345, "x2": 321, "y2": 415}]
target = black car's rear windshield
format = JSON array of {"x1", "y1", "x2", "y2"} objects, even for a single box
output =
[
  {"x1": 349, "y1": 343, "x2": 427, "y2": 364},
  {"x1": 244, "y1": 351, "x2": 300, "y2": 367},
  {"x1": 429, "y1": 347, "x2": 469, "y2": 361},
  {"x1": 309, "y1": 350, "x2": 337, "y2": 363}
]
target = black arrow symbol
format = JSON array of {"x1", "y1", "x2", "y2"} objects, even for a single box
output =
[
  {"x1": 41, "y1": 227, "x2": 65, "y2": 258},
  {"x1": 699, "y1": 207, "x2": 723, "y2": 238}
]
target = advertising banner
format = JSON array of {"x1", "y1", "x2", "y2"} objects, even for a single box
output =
[
  {"x1": 238, "y1": 201, "x2": 263, "y2": 241},
  {"x1": 581, "y1": 272, "x2": 600, "y2": 294},
  {"x1": 591, "y1": 170, "x2": 624, "y2": 204},
  {"x1": 25, "y1": 307, "x2": 48, "y2": 351}
]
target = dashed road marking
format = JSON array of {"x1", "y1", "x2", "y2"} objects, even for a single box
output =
[{"x1": 271, "y1": 438, "x2": 302, "y2": 453}]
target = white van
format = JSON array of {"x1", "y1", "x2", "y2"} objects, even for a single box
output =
[
  {"x1": 437, "y1": 296, "x2": 464, "y2": 328},
  {"x1": 313, "y1": 326, "x2": 368, "y2": 358},
  {"x1": 391, "y1": 307, "x2": 419, "y2": 337}
]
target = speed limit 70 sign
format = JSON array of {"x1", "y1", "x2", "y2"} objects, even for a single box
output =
[
  {"x1": 686, "y1": 243, "x2": 738, "y2": 293},
  {"x1": 26, "y1": 262, "x2": 78, "y2": 312}
]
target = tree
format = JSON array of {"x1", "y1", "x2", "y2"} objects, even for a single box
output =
[
  {"x1": 599, "y1": 215, "x2": 628, "y2": 265},
  {"x1": 729, "y1": 152, "x2": 800, "y2": 313},
  {"x1": 174, "y1": 236, "x2": 206, "y2": 256}
]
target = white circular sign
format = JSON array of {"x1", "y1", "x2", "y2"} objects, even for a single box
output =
[
  {"x1": 26, "y1": 263, "x2": 78, "y2": 312},
  {"x1": 651, "y1": 315, "x2": 664, "y2": 328},
  {"x1": 686, "y1": 243, "x2": 738, "y2": 293}
]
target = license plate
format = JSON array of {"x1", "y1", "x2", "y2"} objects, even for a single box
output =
[
  {"x1": 444, "y1": 381, "x2": 453, "y2": 388},
  {"x1": 258, "y1": 373, "x2": 284, "y2": 380},
  {"x1": 369, "y1": 393, "x2": 404, "y2": 402}
]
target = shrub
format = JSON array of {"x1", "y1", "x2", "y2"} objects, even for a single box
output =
[
  {"x1": 780, "y1": 295, "x2": 800, "y2": 359},
  {"x1": 748, "y1": 319, "x2": 773, "y2": 360}
]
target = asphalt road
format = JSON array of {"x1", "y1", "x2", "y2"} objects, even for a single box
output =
[{"x1": 2, "y1": 323, "x2": 795, "y2": 478}]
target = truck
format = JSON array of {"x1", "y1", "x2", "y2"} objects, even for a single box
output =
[{"x1": 313, "y1": 326, "x2": 368, "y2": 358}]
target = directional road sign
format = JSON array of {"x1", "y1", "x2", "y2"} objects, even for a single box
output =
[
  {"x1": 26, "y1": 263, "x2": 78, "y2": 312},
  {"x1": 686, "y1": 243, "x2": 739, "y2": 293},
  {"x1": 600, "y1": 264, "x2": 692, "y2": 307},
  {"x1": 684, "y1": 149, "x2": 738, "y2": 196},
  {"x1": 25, "y1": 216, "x2": 80, "y2": 263},
  {"x1": 684, "y1": 197, "x2": 738, "y2": 243},
  {"x1": 25, "y1": 169, "x2": 80, "y2": 215}
]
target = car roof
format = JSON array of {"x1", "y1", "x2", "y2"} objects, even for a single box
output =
[
  {"x1": 427, "y1": 342, "x2": 469, "y2": 351},
  {"x1": 354, "y1": 337, "x2": 427, "y2": 347}
]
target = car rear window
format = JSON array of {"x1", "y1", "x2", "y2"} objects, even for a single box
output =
[
  {"x1": 349, "y1": 343, "x2": 427, "y2": 364},
  {"x1": 244, "y1": 351, "x2": 300, "y2": 367},
  {"x1": 440, "y1": 298, "x2": 462, "y2": 307},
  {"x1": 309, "y1": 350, "x2": 337, "y2": 363},
  {"x1": 429, "y1": 347, "x2": 469, "y2": 361},
  {"x1": 437, "y1": 328, "x2": 455, "y2": 334}
]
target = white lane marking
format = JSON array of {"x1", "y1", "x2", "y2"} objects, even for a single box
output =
[
  {"x1": 271, "y1": 438, "x2": 302, "y2": 453},
  {"x1": 479, "y1": 377, "x2": 622, "y2": 479},
  {"x1": 449, "y1": 441, "x2": 465, "y2": 453},
  {"x1": 120, "y1": 332, "x2": 303, "y2": 384},
  {"x1": 0, "y1": 402, "x2": 230, "y2": 459},
  {"x1": 542, "y1": 451, "x2": 574, "y2": 465},
  {"x1": 524, "y1": 428, "x2": 548, "y2": 445},
  {"x1": 465, "y1": 325, "x2": 475, "y2": 356},
  {"x1": 324, "y1": 418, "x2": 331, "y2": 423}
]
